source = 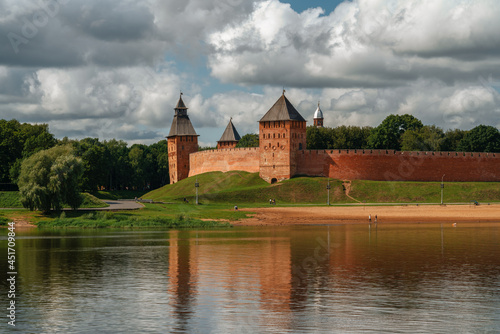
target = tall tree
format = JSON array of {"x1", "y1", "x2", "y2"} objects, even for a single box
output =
[
  {"x1": 0, "y1": 120, "x2": 56, "y2": 183},
  {"x1": 103, "y1": 139, "x2": 131, "y2": 190},
  {"x1": 149, "y1": 140, "x2": 169, "y2": 187},
  {"x1": 457, "y1": 125, "x2": 500, "y2": 152},
  {"x1": 400, "y1": 125, "x2": 445, "y2": 151},
  {"x1": 441, "y1": 129, "x2": 467, "y2": 152},
  {"x1": 72, "y1": 138, "x2": 108, "y2": 192},
  {"x1": 368, "y1": 114, "x2": 423, "y2": 150},
  {"x1": 17, "y1": 145, "x2": 83, "y2": 213},
  {"x1": 235, "y1": 133, "x2": 259, "y2": 148}
]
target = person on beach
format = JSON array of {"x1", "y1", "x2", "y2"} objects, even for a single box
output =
[
  {"x1": 369, "y1": 214, "x2": 371, "y2": 222},
  {"x1": 375, "y1": 215, "x2": 378, "y2": 223}
]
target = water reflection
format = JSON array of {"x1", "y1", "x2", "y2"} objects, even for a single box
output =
[{"x1": 1, "y1": 223, "x2": 499, "y2": 333}]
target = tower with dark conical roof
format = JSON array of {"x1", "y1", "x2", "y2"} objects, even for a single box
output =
[
  {"x1": 217, "y1": 118, "x2": 241, "y2": 149},
  {"x1": 258, "y1": 91, "x2": 307, "y2": 183},
  {"x1": 167, "y1": 94, "x2": 199, "y2": 184}
]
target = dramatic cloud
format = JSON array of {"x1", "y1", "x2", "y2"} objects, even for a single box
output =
[
  {"x1": 208, "y1": 0, "x2": 500, "y2": 87},
  {"x1": 0, "y1": 0, "x2": 499, "y2": 145}
]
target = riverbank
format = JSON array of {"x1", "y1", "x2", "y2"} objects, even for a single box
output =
[{"x1": 235, "y1": 204, "x2": 500, "y2": 226}]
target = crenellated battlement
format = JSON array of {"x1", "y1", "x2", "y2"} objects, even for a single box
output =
[
  {"x1": 302, "y1": 149, "x2": 498, "y2": 158},
  {"x1": 191, "y1": 147, "x2": 260, "y2": 156}
]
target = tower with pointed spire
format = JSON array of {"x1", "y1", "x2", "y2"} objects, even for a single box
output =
[
  {"x1": 217, "y1": 118, "x2": 241, "y2": 149},
  {"x1": 313, "y1": 102, "x2": 324, "y2": 127},
  {"x1": 167, "y1": 94, "x2": 199, "y2": 184},
  {"x1": 258, "y1": 91, "x2": 307, "y2": 183}
]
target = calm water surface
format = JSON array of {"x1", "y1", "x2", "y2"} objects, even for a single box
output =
[{"x1": 1, "y1": 223, "x2": 500, "y2": 333}]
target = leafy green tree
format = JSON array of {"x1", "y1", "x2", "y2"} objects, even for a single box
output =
[
  {"x1": 72, "y1": 138, "x2": 109, "y2": 192},
  {"x1": 18, "y1": 145, "x2": 83, "y2": 213},
  {"x1": 306, "y1": 126, "x2": 332, "y2": 149},
  {"x1": 332, "y1": 126, "x2": 372, "y2": 149},
  {"x1": 457, "y1": 125, "x2": 500, "y2": 152},
  {"x1": 400, "y1": 125, "x2": 445, "y2": 151},
  {"x1": 149, "y1": 140, "x2": 169, "y2": 187},
  {"x1": 236, "y1": 133, "x2": 259, "y2": 148},
  {"x1": 0, "y1": 120, "x2": 56, "y2": 183},
  {"x1": 307, "y1": 126, "x2": 371, "y2": 149},
  {"x1": 129, "y1": 144, "x2": 155, "y2": 190},
  {"x1": 368, "y1": 114, "x2": 423, "y2": 150},
  {"x1": 198, "y1": 146, "x2": 217, "y2": 151},
  {"x1": 104, "y1": 139, "x2": 132, "y2": 190},
  {"x1": 441, "y1": 129, "x2": 467, "y2": 152}
]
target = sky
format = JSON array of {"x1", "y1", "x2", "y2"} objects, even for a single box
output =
[{"x1": 1, "y1": 0, "x2": 500, "y2": 147}]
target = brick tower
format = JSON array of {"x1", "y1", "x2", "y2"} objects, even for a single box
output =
[
  {"x1": 313, "y1": 102, "x2": 323, "y2": 127},
  {"x1": 167, "y1": 94, "x2": 199, "y2": 184},
  {"x1": 217, "y1": 118, "x2": 241, "y2": 149},
  {"x1": 259, "y1": 92, "x2": 307, "y2": 183}
]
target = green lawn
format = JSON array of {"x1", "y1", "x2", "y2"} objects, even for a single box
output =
[
  {"x1": 36, "y1": 211, "x2": 229, "y2": 228},
  {"x1": 0, "y1": 192, "x2": 108, "y2": 209},
  {"x1": 0, "y1": 192, "x2": 22, "y2": 208},
  {"x1": 349, "y1": 180, "x2": 500, "y2": 203}
]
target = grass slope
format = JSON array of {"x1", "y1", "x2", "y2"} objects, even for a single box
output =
[
  {"x1": 145, "y1": 171, "x2": 500, "y2": 205},
  {"x1": 146, "y1": 171, "x2": 351, "y2": 205}
]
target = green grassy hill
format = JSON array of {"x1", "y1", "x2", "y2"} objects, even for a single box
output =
[
  {"x1": 145, "y1": 171, "x2": 500, "y2": 205},
  {"x1": 145, "y1": 171, "x2": 350, "y2": 205}
]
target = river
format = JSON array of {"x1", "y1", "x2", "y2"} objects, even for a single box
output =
[{"x1": 1, "y1": 223, "x2": 500, "y2": 333}]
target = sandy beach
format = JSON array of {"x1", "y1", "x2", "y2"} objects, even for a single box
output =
[{"x1": 235, "y1": 204, "x2": 500, "y2": 226}]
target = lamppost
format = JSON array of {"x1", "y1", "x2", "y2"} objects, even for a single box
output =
[
  {"x1": 440, "y1": 174, "x2": 445, "y2": 205},
  {"x1": 326, "y1": 179, "x2": 331, "y2": 206},
  {"x1": 195, "y1": 178, "x2": 199, "y2": 205}
]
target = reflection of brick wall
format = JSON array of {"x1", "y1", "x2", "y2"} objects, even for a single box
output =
[
  {"x1": 168, "y1": 136, "x2": 198, "y2": 183},
  {"x1": 296, "y1": 150, "x2": 500, "y2": 181},
  {"x1": 188, "y1": 147, "x2": 260, "y2": 177}
]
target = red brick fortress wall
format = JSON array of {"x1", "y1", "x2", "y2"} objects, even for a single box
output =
[
  {"x1": 297, "y1": 150, "x2": 500, "y2": 182},
  {"x1": 189, "y1": 147, "x2": 260, "y2": 177}
]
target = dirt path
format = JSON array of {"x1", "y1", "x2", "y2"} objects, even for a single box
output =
[
  {"x1": 82, "y1": 200, "x2": 144, "y2": 211},
  {"x1": 342, "y1": 180, "x2": 361, "y2": 203}
]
